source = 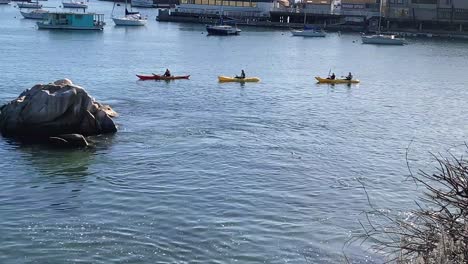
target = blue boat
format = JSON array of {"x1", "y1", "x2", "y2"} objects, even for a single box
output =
[{"x1": 37, "y1": 12, "x2": 105, "y2": 30}]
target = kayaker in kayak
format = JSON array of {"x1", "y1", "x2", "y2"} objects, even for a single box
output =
[
  {"x1": 163, "y1": 69, "x2": 171, "y2": 77},
  {"x1": 327, "y1": 73, "x2": 335, "y2": 80},
  {"x1": 345, "y1": 72, "x2": 353, "y2": 80},
  {"x1": 235, "y1": 70, "x2": 246, "y2": 79}
]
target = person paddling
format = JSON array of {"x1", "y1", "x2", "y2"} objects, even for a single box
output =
[
  {"x1": 345, "y1": 72, "x2": 353, "y2": 80},
  {"x1": 235, "y1": 70, "x2": 246, "y2": 79},
  {"x1": 163, "y1": 69, "x2": 171, "y2": 77},
  {"x1": 327, "y1": 73, "x2": 335, "y2": 80}
]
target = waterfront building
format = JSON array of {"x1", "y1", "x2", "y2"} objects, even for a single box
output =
[
  {"x1": 301, "y1": 0, "x2": 332, "y2": 14},
  {"x1": 387, "y1": 0, "x2": 468, "y2": 21},
  {"x1": 175, "y1": 0, "x2": 280, "y2": 17},
  {"x1": 386, "y1": 0, "x2": 468, "y2": 31}
]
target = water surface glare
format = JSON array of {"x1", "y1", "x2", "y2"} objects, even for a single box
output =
[{"x1": 1, "y1": 1, "x2": 468, "y2": 263}]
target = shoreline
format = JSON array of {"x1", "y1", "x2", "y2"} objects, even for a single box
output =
[{"x1": 156, "y1": 9, "x2": 468, "y2": 39}]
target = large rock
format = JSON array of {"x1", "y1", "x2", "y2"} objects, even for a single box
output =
[{"x1": 0, "y1": 79, "x2": 117, "y2": 138}]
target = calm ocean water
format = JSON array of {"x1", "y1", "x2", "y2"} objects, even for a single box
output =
[{"x1": 1, "y1": 1, "x2": 468, "y2": 263}]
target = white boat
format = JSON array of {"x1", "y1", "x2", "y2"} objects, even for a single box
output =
[
  {"x1": 62, "y1": 0, "x2": 88, "y2": 8},
  {"x1": 112, "y1": 14, "x2": 147, "y2": 26},
  {"x1": 131, "y1": 0, "x2": 153, "y2": 8},
  {"x1": 0, "y1": 0, "x2": 11, "y2": 5},
  {"x1": 362, "y1": 34, "x2": 405, "y2": 45},
  {"x1": 20, "y1": 8, "x2": 48, "y2": 19},
  {"x1": 17, "y1": 1, "x2": 42, "y2": 8},
  {"x1": 112, "y1": 0, "x2": 147, "y2": 27},
  {"x1": 291, "y1": 29, "x2": 326, "y2": 37},
  {"x1": 361, "y1": 0, "x2": 405, "y2": 45}
]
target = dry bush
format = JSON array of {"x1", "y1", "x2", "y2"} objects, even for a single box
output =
[{"x1": 350, "y1": 149, "x2": 468, "y2": 263}]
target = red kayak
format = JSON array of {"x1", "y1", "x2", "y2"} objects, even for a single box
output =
[{"x1": 136, "y1": 74, "x2": 190, "y2": 81}]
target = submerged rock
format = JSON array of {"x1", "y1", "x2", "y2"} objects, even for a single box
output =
[{"x1": 0, "y1": 79, "x2": 117, "y2": 144}]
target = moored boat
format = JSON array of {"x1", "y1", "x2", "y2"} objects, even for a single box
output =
[
  {"x1": 17, "y1": 1, "x2": 42, "y2": 8},
  {"x1": 218, "y1": 76, "x2": 260, "y2": 83},
  {"x1": 0, "y1": 0, "x2": 11, "y2": 4},
  {"x1": 206, "y1": 25, "x2": 241, "y2": 36},
  {"x1": 112, "y1": 0, "x2": 147, "y2": 27},
  {"x1": 361, "y1": 0, "x2": 406, "y2": 46},
  {"x1": 113, "y1": 14, "x2": 147, "y2": 26},
  {"x1": 291, "y1": 29, "x2": 326, "y2": 37},
  {"x1": 136, "y1": 74, "x2": 190, "y2": 80},
  {"x1": 361, "y1": 34, "x2": 405, "y2": 45},
  {"x1": 37, "y1": 12, "x2": 105, "y2": 30},
  {"x1": 20, "y1": 8, "x2": 48, "y2": 19},
  {"x1": 315, "y1": 77, "x2": 359, "y2": 84},
  {"x1": 62, "y1": 0, "x2": 88, "y2": 8}
]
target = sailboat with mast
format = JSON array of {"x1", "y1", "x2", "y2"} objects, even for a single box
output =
[
  {"x1": 291, "y1": 12, "x2": 326, "y2": 37},
  {"x1": 112, "y1": 0, "x2": 147, "y2": 26},
  {"x1": 362, "y1": 0, "x2": 404, "y2": 45},
  {"x1": 206, "y1": 5, "x2": 241, "y2": 35}
]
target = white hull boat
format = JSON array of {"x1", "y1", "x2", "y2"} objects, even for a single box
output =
[
  {"x1": 362, "y1": 34, "x2": 405, "y2": 45},
  {"x1": 17, "y1": 2, "x2": 42, "y2": 8},
  {"x1": 20, "y1": 8, "x2": 48, "y2": 19},
  {"x1": 62, "y1": 1, "x2": 88, "y2": 8},
  {"x1": 361, "y1": 0, "x2": 406, "y2": 46},
  {"x1": 113, "y1": 15, "x2": 147, "y2": 26},
  {"x1": 291, "y1": 29, "x2": 326, "y2": 37},
  {"x1": 0, "y1": 0, "x2": 11, "y2": 4}
]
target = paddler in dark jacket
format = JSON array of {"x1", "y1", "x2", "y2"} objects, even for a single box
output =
[{"x1": 236, "y1": 70, "x2": 246, "y2": 79}]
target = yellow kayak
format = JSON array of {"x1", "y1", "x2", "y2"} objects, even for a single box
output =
[
  {"x1": 315, "y1": 77, "x2": 360, "y2": 84},
  {"x1": 218, "y1": 76, "x2": 260, "y2": 83}
]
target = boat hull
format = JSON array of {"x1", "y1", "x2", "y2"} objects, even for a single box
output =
[
  {"x1": 113, "y1": 17, "x2": 147, "y2": 26},
  {"x1": 218, "y1": 76, "x2": 260, "y2": 83},
  {"x1": 0, "y1": 0, "x2": 11, "y2": 4},
  {"x1": 315, "y1": 77, "x2": 359, "y2": 84},
  {"x1": 37, "y1": 22, "x2": 104, "y2": 30},
  {"x1": 137, "y1": 74, "x2": 190, "y2": 80},
  {"x1": 62, "y1": 2, "x2": 88, "y2": 8},
  {"x1": 17, "y1": 2, "x2": 42, "y2": 8},
  {"x1": 206, "y1": 26, "x2": 240, "y2": 36},
  {"x1": 291, "y1": 30, "x2": 326, "y2": 37},
  {"x1": 361, "y1": 36, "x2": 405, "y2": 45},
  {"x1": 20, "y1": 10, "x2": 48, "y2": 19}
]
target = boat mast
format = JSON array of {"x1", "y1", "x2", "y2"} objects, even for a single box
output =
[{"x1": 377, "y1": 0, "x2": 382, "y2": 33}]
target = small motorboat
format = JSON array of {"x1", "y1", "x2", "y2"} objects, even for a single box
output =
[
  {"x1": 136, "y1": 74, "x2": 190, "y2": 81},
  {"x1": 315, "y1": 77, "x2": 360, "y2": 84},
  {"x1": 218, "y1": 76, "x2": 260, "y2": 83}
]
